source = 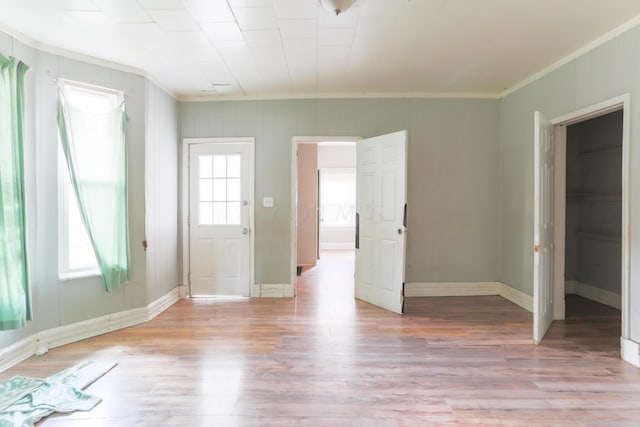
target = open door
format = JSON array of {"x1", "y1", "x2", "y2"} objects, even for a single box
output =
[
  {"x1": 355, "y1": 130, "x2": 407, "y2": 314},
  {"x1": 534, "y1": 112, "x2": 555, "y2": 343}
]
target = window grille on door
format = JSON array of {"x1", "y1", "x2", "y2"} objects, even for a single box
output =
[{"x1": 198, "y1": 154, "x2": 241, "y2": 225}]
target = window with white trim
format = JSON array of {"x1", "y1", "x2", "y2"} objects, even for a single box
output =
[
  {"x1": 320, "y1": 168, "x2": 356, "y2": 226},
  {"x1": 57, "y1": 81, "x2": 122, "y2": 279}
]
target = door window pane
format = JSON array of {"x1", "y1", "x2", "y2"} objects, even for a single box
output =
[
  {"x1": 213, "y1": 179, "x2": 227, "y2": 201},
  {"x1": 200, "y1": 155, "x2": 212, "y2": 178},
  {"x1": 213, "y1": 155, "x2": 227, "y2": 178},
  {"x1": 227, "y1": 154, "x2": 241, "y2": 177},
  {"x1": 227, "y1": 202, "x2": 241, "y2": 225},
  {"x1": 227, "y1": 178, "x2": 241, "y2": 201},
  {"x1": 199, "y1": 179, "x2": 212, "y2": 202},
  {"x1": 200, "y1": 202, "x2": 213, "y2": 225},
  {"x1": 213, "y1": 202, "x2": 227, "y2": 224}
]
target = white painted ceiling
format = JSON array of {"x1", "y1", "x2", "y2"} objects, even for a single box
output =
[{"x1": 1, "y1": 0, "x2": 640, "y2": 100}]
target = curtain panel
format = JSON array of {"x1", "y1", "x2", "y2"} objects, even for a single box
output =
[
  {"x1": 57, "y1": 81, "x2": 130, "y2": 293},
  {"x1": 0, "y1": 54, "x2": 31, "y2": 330}
]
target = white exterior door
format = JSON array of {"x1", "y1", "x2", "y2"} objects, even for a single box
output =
[
  {"x1": 534, "y1": 111, "x2": 555, "y2": 344},
  {"x1": 355, "y1": 131, "x2": 407, "y2": 314},
  {"x1": 189, "y1": 142, "x2": 252, "y2": 296}
]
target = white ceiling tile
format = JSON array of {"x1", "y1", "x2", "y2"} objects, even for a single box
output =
[
  {"x1": 113, "y1": 23, "x2": 167, "y2": 40},
  {"x1": 273, "y1": 0, "x2": 317, "y2": 19},
  {"x1": 228, "y1": 0, "x2": 272, "y2": 7},
  {"x1": 350, "y1": 36, "x2": 390, "y2": 54},
  {"x1": 318, "y1": 28, "x2": 354, "y2": 45},
  {"x1": 358, "y1": 0, "x2": 410, "y2": 18},
  {"x1": 137, "y1": 0, "x2": 185, "y2": 10},
  {"x1": 181, "y1": 47, "x2": 224, "y2": 62},
  {"x1": 252, "y1": 47, "x2": 287, "y2": 71},
  {"x1": 283, "y1": 38, "x2": 317, "y2": 55},
  {"x1": 183, "y1": 0, "x2": 234, "y2": 23},
  {"x1": 279, "y1": 19, "x2": 317, "y2": 39},
  {"x1": 7, "y1": 1, "x2": 79, "y2": 25},
  {"x1": 93, "y1": 0, "x2": 153, "y2": 23},
  {"x1": 165, "y1": 31, "x2": 212, "y2": 48},
  {"x1": 148, "y1": 10, "x2": 200, "y2": 31},
  {"x1": 201, "y1": 22, "x2": 244, "y2": 41},
  {"x1": 355, "y1": 18, "x2": 395, "y2": 38},
  {"x1": 243, "y1": 30, "x2": 282, "y2": 48},
  {"x1": 66, "y1": 10, "x2": 111, "y2": 24},
  {"x1": 318, "y1": 44, "x2": 351, "y2": 61},
  {"x1": 50, "y1": 0, "x2": 99, "y2": 11},
  {"x1": 233, "y1": 7, "x2": 279, "y2": 30},
  {"x1": 287, "y1": 54, "x2": 317, "y2": 71},
  {"x1": 224, "y1": 55, "x2": 255, "y2": 70},
  {"x1": 215, "y1": 40, "x2": 252, "y2": 55}
]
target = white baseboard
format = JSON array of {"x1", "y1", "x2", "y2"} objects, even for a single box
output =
[
  {"x1": 405, "y1": 282, "x2": 533, "y2": 312},
  {"x1": 0, "y1": 287, "x2": 179, "y2": 373},
  {"x1": 498, "y1": 283, "x2": 533, "y2": 312},
  {"x1": 178, "y1": 285, "x2": 189, "y2": 299},
  {"x1": 621, "y1": 337, "x2": 640, "y2": 367},
  {"x1": 566, "y1": 281, "x2": 621, "y2": 309},
  {"x1": 250, "y1": 284, "x2": 295, "y2": 298},
  {"x1": 565, "y1": 280, "x2": 578, "y2": 294}
]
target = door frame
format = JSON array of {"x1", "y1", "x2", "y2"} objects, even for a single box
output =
[
  {"x1": 182, "y1": 137, "x2": 255, "y2": 297},
  {"x1": 290, "y1": 136, "x2": 361, "y2": 294},
  {"x1": 547, "y1": 94, "x2": 630, "y2": 354}
]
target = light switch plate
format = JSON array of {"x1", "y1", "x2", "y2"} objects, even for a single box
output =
[{"x1": 263, "y1": 197, "x2": 274, "y2": 208}]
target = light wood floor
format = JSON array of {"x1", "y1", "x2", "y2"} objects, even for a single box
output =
[{"x1": 3, "y1": 250, "x2": 640, "y2": 426}]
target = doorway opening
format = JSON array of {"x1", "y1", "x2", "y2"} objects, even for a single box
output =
[
  {"x1": 292, "y1": 131, "x2": 408, "y2": 314},
  {"x1": 535, "y1": 94, "x2": 632, "y2": 363},
  {"x1": 564, "y1": 110, "x2": 622, "y2": 311},
  {"x1": 293, "y1": 139, "x2": 357, "y2": 297}
]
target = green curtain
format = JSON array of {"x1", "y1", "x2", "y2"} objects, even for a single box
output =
[
  {"x1": 57, "y1": 83, "x2": 130, "y2": 293},
  {"x1": 0, "y1": 54, "x2": 31, "y2": 330}
]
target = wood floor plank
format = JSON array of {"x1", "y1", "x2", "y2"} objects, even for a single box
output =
[{"x1": 1, "y1": 250, "x2": 639, "y2": 426}]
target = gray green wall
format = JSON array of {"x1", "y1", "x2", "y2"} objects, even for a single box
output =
[
  {"x1": 179, "y1": 98, "x2": 501, "y2": 286},
  {"x1": 0, "y1": 31, "x2": 179, "y2": 352},
  {"x1": 499, "y1": 25, "x2": 640, "y2": 340},
  {"x1": 145, "y1": 80, "x2": 179, "y2": 301}
]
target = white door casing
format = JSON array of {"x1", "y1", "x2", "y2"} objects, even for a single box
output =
[
  {"x1": 355, "y1": 130, "x2": 407, "y2": 314},
  {"x1": 188, "y1": 141, "x2": 252, "y2": 296},
  {"x1": 534, "y1": 111, "x2": 555, "y2": 344}
]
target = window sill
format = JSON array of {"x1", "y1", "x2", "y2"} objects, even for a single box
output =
[{"x1": 59, "y1": 269, "x2": 101, "y2": 281}]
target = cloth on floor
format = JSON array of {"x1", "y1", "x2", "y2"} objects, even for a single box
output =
[{"x1": 0, "y1": 360, "x2": 117, "y2": 427}]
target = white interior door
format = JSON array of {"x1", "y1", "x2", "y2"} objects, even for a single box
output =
[
  {"x1": 189, "y1": 142, "x2": 251, "y2": 296},
  {"x1": 355, "y1": 130, "x2": 407, "y2": 314},
  {"x1": 534, "y1": 111, "x2": 555, "y2": 344}
]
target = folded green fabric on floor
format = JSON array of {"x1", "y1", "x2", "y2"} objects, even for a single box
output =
[{"x1": 0, "y1": 360, "x2": 117, "y2": 427}]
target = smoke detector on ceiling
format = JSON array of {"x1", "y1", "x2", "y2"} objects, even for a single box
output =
[{"x1": 319, "y1": 0, "x2": 357, "y2": 16}]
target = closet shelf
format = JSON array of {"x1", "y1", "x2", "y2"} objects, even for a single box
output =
[
  {"x1": 566, "y1": 192, "x2": 621, "y2": 202},
  {"x1": 577, "y1": 145, "x2": 622, "y2": 155},
  {"x1": 576, "y1": 231, "x2": 621, "y2": 243}
]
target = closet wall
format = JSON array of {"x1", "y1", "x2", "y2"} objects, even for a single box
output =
[{"x1": 565, "y1": 110, "x2": 623, "y2": 302}]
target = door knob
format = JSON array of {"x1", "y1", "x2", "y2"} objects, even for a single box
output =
[{"x1": 242, "y1": 228, "x2": 249, "y2": 235}]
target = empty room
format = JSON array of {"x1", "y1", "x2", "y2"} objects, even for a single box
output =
[{"x1": 2, "y1": 0, "x2": 640, "y2": 425}]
